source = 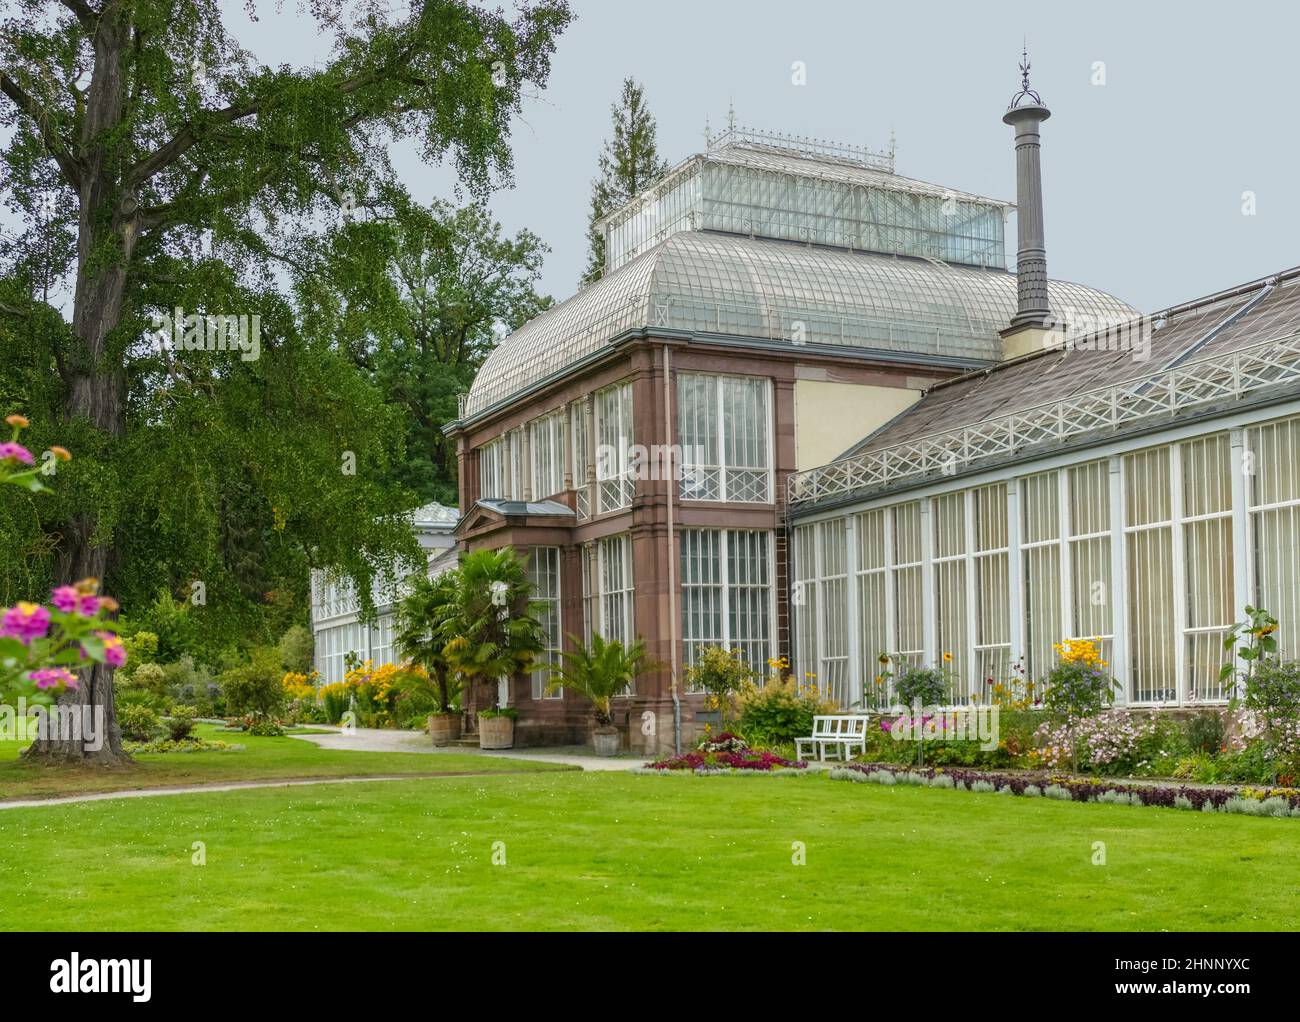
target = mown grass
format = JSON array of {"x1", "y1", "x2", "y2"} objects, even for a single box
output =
[
  {"x1": 0, "y1": 724, "x2": 567, "y2": 802},
  {"x1": 3, "y1": 769, "x2": 1299, "y2": 931}
]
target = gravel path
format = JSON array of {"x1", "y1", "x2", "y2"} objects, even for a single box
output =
[
  {"x1": 0, "y1": 769, "x2": 547, "y2": 811},
  {"x1": 0, "y1": 729, "x2": 648, "y2": 810},
  {"x1": 288, "y1": 726, "x2": 645, "y2": 773}
]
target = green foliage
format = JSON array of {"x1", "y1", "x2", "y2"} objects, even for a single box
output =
[
  {"x1": 277, "y1": 625, "x2": 315, "y2": 675},
  {"x1": 1220, "y1": 605, "x2": 1279, "y2": 685},
  {"x1": 1175, "y1": 743, "x2": 1279, "y2": 785},
  {"x1": 683, "y1": 646, "x2": 756, "y2": 712},
  {"x1": 733, "y1": 675, "x2": 837, "y2": 746},
  {"x1": 1243, "y1": 659, "x2": 1300, "y2": 730},
  {"x1": 0, "y1": 0, "x2": 573, "y2": 726},
  {"x1": 115, "y1": 686, "x2": 167, "y2": 714},
  {"x1": 1186, "y1": 710, "x2": 1227, "y2": 755},
  {"x1": 321, "y1": 686, "x2": 351, "y2": 726},
  {"x1": 547, "y1": 634, "x2": 656, "y2": 727},
  {"x1": 161, "y1": 656, "x2": 221, "y2": 715},
  {"x1": 218, "y1": 648, "x2": 285, "y2": 719},
  {"x1": 123, "y1": 662, "x2": 167, "y2": 695},
  {"x1": 1042, "y1": 662, "x2": 1117, "y2": 718},
  {"x1": 581, "y1": 78, "x2": 669, "y2": 285},
  {"x1": 894, "y1": 666, "x2": 950, "y2": 707},
  {"x1": 394, "y1": 570, "x2": 462, "y2": 713},
  {"x1": 118, "y1": 704, "x2": 162, "y2": 743},
  {"x1": 1242, "y1": 659, "x2": 1300, "y2": 780},
  {"x1": 245, "y1": 718, "x2": 286, "y2": 738},
  {"x1": 122, "y1": 631, "x2": 159, "y2": 665},
  {"x1": 165, "y1": 706, "x2": 199, "y2": 742},
  {"x1": 440, "y1": 548, "x2": 543, "y2": 709},
  {"x1": 297, "y1": 190, "x2": 551, "y2": 504}
]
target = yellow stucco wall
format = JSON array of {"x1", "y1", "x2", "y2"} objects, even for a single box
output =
[{"x1": 794, "y1": 378, "x2": 923, "y2": 471}]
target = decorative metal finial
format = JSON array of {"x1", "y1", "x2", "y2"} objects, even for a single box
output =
[
  {"x1": 727, "y1": 99, "x2": 736, "y2": 132},
  {"x1": 1009, "y1": 41, "x2": 1044, "y2": 108}
]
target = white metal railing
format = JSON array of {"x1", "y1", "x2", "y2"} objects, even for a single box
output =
[
  {"x1": 706, "y1": 123, "x2": 896, "y2": 173},
  {"x1": 788, "y1": 330, "x2": 1300, "y2": 507}
]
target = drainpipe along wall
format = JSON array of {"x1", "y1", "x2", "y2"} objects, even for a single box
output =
[{"x1": 663, "y1": 342, "x2": 681, "y2": 755}]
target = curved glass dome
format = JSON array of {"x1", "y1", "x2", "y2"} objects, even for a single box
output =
[{"x1": 464, "y1": 231, "x2": 1138, "y2": 417}]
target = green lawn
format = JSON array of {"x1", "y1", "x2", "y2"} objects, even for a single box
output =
[
  {"x1": 0, "y1": 724, "x2": 568, "y2": 802},
  {"x1": 4, "y1": 770, "x2": 1299, "y2": 930}
]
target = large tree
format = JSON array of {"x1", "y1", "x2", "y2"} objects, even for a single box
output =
[
  {"x1": 289, "y1": 186, "x2": 551, "y2": 505},
  {"x1": 0, "y1": 0, "x2": 572, "y2": 763},
  {"x1": 580, "y1": 77, "x2": 668, "y2": 286}
]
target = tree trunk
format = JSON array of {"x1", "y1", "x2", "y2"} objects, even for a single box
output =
[{"x1": 23, "y1": 10, "x2": 133, "y2": 766}]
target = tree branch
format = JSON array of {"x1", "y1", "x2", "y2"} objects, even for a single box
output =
[
  {"x1": 124, "y1": 100, "x2": 259, "y2": 188},
  {"x1": 0, "y1": 73, "x2": 84, "y2": 189},
  {"x1": 58, "y1": 0, "x2": 100, "y2": 32}
]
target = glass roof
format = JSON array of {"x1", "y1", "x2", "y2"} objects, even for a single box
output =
[
  {"x1": 603, "y1": 141, "x2": 1013, "y2": 274},
  {"x1": 463, "y1": 231, "x2": 1138, "y2": 418}
]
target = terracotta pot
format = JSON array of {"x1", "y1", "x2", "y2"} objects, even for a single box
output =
[
  {"x1": 428, "y1": 714, "x2": 462, "y2": 746},
  {"x1": 478, "y1": 715, "x2": 515, "y2": 750},
  {"x1": 592, "y1": 729, "x2": 621, "y2": 757}
]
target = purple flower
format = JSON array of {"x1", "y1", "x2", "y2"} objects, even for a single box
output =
[
  {"x1": 28, "y1": 667, "x2": 77, "y2": 690},
  {"x1": 0, "y1": 602, "x2": 51, "y2": 644},
  {"x1": 0, "y1": 442, "x2": 34, "y2": 466},
  {"x1": 51, "y1": 585, "x2": 100, "y2": 616},
  {"x1": 95, "y1": 630, "x2": 127, "y2": 667}
]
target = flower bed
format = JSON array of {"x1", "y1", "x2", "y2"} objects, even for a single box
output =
[
  {"x1": 123, "y1": 737, "x2": 243, "y2": 754},
  {"x1": 648, "y1": 734, "x2": 807, "y2": 773},
  {"x1": 829, "y1": 761, "x2": 1300, "y2": 817}
]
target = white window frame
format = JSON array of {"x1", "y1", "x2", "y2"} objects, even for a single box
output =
[
  {"x1": 678, "y1": 372, "x2": 773, "y2": 503},
  {"x1": 595, "y1": 382, "x2": 634, "y2": 513},
  {"x1": 680, "y1": 528, "x2": 777, "y2": 689},
  {"x1": 529, "y1": 547, "x2": 563, "y2": 700}
]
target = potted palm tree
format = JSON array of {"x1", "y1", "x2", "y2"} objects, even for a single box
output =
[
  {"x1": 441, "y1": 548, "x2": 543, "y2": 750},
  {"x1": 394, "y1": 570, "x2": 463, "y2": 745},
  {"x1": 547, "y1": 634, "x2": 656, "y2": 756}
]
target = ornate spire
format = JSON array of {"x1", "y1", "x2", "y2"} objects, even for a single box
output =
[{"x1": 1009, "y1": 42, "x2": 1044, "y2": 108}]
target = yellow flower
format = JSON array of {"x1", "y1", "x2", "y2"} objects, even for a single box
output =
[{"x1": 942, "y1": 652, "x2": 953, "y2": 663}]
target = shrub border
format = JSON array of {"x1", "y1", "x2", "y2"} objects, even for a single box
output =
[{"x1": 828, "y1": 762, "x2": 1300, "y2": 818}]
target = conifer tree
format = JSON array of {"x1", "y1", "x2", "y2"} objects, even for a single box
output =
[{"x1": 580, "y1": 78, "x2": 669, "y2": 286}]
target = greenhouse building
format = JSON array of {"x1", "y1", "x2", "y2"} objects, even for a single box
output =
[{"x1": 443, "y1": 70, "x2": 1300, "y2": 751}]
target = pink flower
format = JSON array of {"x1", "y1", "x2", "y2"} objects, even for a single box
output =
[
  {"x1": 0, "y1": 442, "x2": 34, "y2": 465},
  {"x1": 51, "y1": 585, "x2": 100, "y2": 616},
  {"x1": 0, "y1": 601, "x2": 51, "y2": 644},
  {"x1": 28, "y1": 667, "x2": 77, "y2": 690},
  {"x1": 96, "y1": 631, "x2": 126, "y2": 667}
]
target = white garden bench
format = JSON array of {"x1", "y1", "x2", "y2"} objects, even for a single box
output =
[{"x1": 795, "y1": 715, "x2": 870, "y2": 762}]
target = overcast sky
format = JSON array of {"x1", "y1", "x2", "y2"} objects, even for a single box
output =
[
  {"x1": 29, "y1": 1, "x2": 1300, "y2": 316},
  {"x1": 434, "y1": 0, "x2": 1296, "y2": 314}
]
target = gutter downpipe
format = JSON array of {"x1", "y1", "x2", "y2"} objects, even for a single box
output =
[{"x1": 664, "y1": 343, "x2": 682, "y2": 755}]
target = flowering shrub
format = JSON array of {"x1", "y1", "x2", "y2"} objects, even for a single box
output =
[
  {"x1": 1028, "y1": 711, "x2": 1184, "y2": 776},
  {"x1": 0, "y1": 418, "x2": 122, "y2": 703},
  {"x1": 281, "y1": 670, "x2": 320, "y2": 701},
  {"x1": 0, "y1": 578, "x2": 125, "y2": 703},
  {"x1": 319, "y1": 681, "x2": 352, "y2": 724},
  {"x1": 733, "y1": 671, "x2": 838, "y2": 746},
  {"x1": 1041, "y1": 638, "x2": 1119, "y2": 772},
  {"x1": 649, "y1": 749, "x2": 805, "y2": 772},
  {"x1": 976, "y1": 657, "x2": 1041, "y2": 709},
  {"x1": 124, "y1": 737, "x2": 241, "y2": 754},
  {"x1": 0, "y1": 413, "x2": 69, "y2": 495},
  {"x1": 699, "y1": 731, "x2": 750, "y2": 754},
  {"x1": 1233, "y1": 706, "x2": 1300, "y2": 755},
  {"x1": 832, "y1": 761, "x2": 1300, "y2": 817},
  {"x1": 119, "y1": 703, "x2": 162, "y2": 742},
  {"x1": 685, "y1": 647, "x2": 757, "y2": 716}
]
